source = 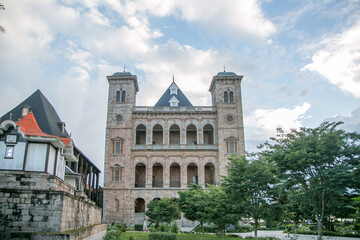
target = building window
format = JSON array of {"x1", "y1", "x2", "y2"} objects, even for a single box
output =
[
  {"x1": 224, "y1": 91, "x2": 228, "y2": 103},
  {"x1": 121, "y1": 90, "x2": 126, "y2": 103},
  {"x1": 226, "y1": 138, "x2": 238, "y2": 154},
  {"x1": 112, "y1": 164, "x2": 122, "y2": 182},
  {"x1": 5, "y1": 146, "x2": 14, "y2": 158},
  {"x1": 115, "y1": 199, "x2": 119, "y2": 211},
  {"x1": 224, "y1": 89, "x2": 234, "y2": 103},
  {"x1": 112, "y1": 137, "x2": 124, "y2": 154},
  {"x1": 116, "y1": 91, "x2": 121, "y2": 103},
  {"x1": 116, "y1": 90, "x2": 126, "y2": 103}
]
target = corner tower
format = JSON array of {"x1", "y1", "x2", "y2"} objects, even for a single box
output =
[
  {"x1": 209, "y1": 71, "x2": 245, "y2": 176},
  {"x1": 103, "y1": 72, "x2": 139, "y2": 222}
]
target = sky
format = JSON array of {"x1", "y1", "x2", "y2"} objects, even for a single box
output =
[{"x1": 1, "y1": 0, "x2": 360, "y2": 184}]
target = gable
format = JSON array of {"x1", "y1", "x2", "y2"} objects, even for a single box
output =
[{"x1": 155, "y1": 82, "x2": 193, "y2": 107}]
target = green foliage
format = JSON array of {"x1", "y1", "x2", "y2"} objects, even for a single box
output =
[
  {"x1": 149, "y1": 232, "x2": 177, "y2": 240},
  {"x1": 170, "y1": 221, "x2": 179, "y2": 233},
  {"x1": 222, "y1": 154, "x2": 278, "y2": 238},
  {"x1": 104, "y1": 227, "x2": 122, "y2": 240},
  {"x1": 135, "y1": 224, "x2": 143, "y2": 231},
  {"x1": 178, "y1": 184, "x2": 207, "y2": 224},
  {"x1": 159, "y1": 224, "x2": 168, "y2": 232},
  {"x1": 146, "y1": 198, "x2": 181, "y2": 226},
  {"x1": 267, "y1": 122, "x2": 360, "y2": 239},
  {"x1": 202, "y1": 185, "x2": 240, "y2": 237}
]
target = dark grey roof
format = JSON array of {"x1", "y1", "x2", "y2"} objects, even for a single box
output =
[
  {"x1": 216, "y1": 71, "x2": 237, "y2": 76},
  {"x1": 112, "y1": 72, "x2": 132, "y2": 76},
  {"x1": 0, "y1": 89, "x2": 70, "y2": 138},
  {"x1": 154, "y1": 82, "x2": 193, "y2": 107}
]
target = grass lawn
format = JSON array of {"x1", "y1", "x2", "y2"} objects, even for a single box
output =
[{"x1": 122, "y1": 232, "x2": 246, "y2": 240}]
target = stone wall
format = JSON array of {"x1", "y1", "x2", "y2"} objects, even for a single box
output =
[{"x1": 0, "y1": 171, "x2": 101, "y2": 233}]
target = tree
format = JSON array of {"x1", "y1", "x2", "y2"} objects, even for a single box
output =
[
  {"x1": 0, "y1": 3, "x2": 5, "y2": 34},
  {"x1": 146, "y1": 198, "x2": 180, "y2": 227},
  {"x1": 178, "y1": 184, "x2": 207, "y2": 233},
  {"x1": 202, "y1": 185, "x2": 239, "y2": 238},
  {"x1": 222, "y1": 154, "x2": 278, "y2": 238},
  {"x1": 267, "y1": 122, "x2": 360, "y2": 240}
]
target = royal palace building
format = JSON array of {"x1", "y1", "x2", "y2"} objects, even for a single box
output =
[{"x1": 103, "y1": 70, "x2": 245, "y2": 225}]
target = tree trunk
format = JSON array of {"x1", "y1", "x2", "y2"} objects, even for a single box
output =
[
  {"x1": 317, "y1": 218, "x2": 323, "y2": 240},
  {"x1": 201, "y1": 222, "x2": 204, "y2": 234},
  {"x1": 220, "y1": 225, "x2": 224, "y2": 238},
  {"x1": 254, "y1": 218, "x2": 258, "y2": 239}
]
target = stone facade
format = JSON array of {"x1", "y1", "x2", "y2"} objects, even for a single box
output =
[
  {"x1": 0, "y1": 171, "x2": 102, "y2": 233},
  {"x1": 103, "y1": 71, "x2": 245, "y2": 224}
]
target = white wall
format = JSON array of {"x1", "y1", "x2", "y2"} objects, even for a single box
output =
[
  {"x1": 25, "y1": 143, "x2": 47, "y2": 172},
  {"x1": 0, "y1": 141, "x2": 26, "y2": 170},
  {"x1": 47, "y1": 145, "x2": 56, "y2": 174}
]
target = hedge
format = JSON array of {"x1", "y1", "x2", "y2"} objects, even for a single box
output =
[{"x1": 149, "y1": 232, "x2": 177, "y2": 240}]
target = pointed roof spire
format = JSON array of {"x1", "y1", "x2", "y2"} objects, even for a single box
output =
[
  {"x1": 123, "y1": 65, "x2": 126, "y2": 72},
  {"x1": 172, "y1": 75, "x2": 175, "y2": 83},
  {"x1": 154, "y1": 80, "x2": 193, "y2": 107},
  {"x1": 223, "y1": 64, "x2": 226, "y2": 72}
]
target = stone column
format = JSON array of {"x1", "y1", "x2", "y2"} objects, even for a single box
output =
[
  {"x1": 181, "y1": 154, "x2": 187, "y2": 189},
  {"x1": 146, "y1": 155, "x2": 152, "y2": 188},
  {"x1": 163, "y1": 155, "x2": 169, "y2": 188},
  {"x1": 198, "y1": 155, "x2": 204, "y2": 188}
]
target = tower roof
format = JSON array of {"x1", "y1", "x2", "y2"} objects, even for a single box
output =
[
  {"x1": 0, "y1": 89, "x2": 70, "y2": 138},
  {"x1": 155, "y1": 82, "x2": 193, "y2": 107}
]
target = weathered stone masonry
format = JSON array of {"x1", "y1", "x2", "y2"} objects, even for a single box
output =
[{"x1": 0, "y1": 171, "x2": 101, "y2": 233}]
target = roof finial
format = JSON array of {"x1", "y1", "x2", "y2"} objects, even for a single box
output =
[
  {"x1": 172, "y1": 75, "x2": 175, "y2": 83},
  {"x1": 123, "y1": 65, "x2": 126, "y2": 72},
  {"x1": 223, "y1": 64, "x2": 226, "y2": 72}
]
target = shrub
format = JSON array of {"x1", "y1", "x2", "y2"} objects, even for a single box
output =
[
  {"x1": 149, "y1": 232, "x2": 177, "y2": 240},
  {"x1": 170, "y1": 222, "x2": 179, "y2": 233},
  {"x1": 115, "y1": 222, "x2": 127, "y2": 232},
  {"x1": 103, "y1": 228, "x2": 122, "y2": 240},
  {"x1": 135, "y1": 224, "x2": 143, "y2": 231},
  {"x1": 159, "y1": 223, "x2": 168, "y2": 232}
]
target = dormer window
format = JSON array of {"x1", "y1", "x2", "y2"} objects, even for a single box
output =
[
  {"x1": 21, "y1": 106, "x2": 29, "y2": 117},
  {"x1": 61, "y1": 122, "x2": 66, "y2": 134},
  {"x1": 170, "y1": 87, "x2": 178, "y2": 95},
  {"x1": 169, "y1": 96, "x2": 179, "y2": 106}
]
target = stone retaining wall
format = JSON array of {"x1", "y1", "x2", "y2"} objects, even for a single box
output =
[{"x1": 0, "y1": 171, "x2": 101, "y2": 233}]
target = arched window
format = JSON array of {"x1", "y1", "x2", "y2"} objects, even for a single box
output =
[
  {"x1": 152, "y1": 124, "x2": 163, "y2": 145},
  {"x1": 187, "y1": 163, "x2": 198, "y2": 186},
  {"x1": 152, "y1": 163, "x2": 163, "y2": 188},
  {"x1": 135, "y1": 198, "x2": 145, "y2": 213},
  {"x1": 121, "y1": 90, "x2": 126, "y2": 103},
  {"x1": 224, "y1": 91, "x2": 228, "y2": 103},
  {"x1": 136, "y1": 124, "x2": 146, "y2": 145},
  {"x1": 115, "y1": 199, "x2": 119, "y2": 211},
  {"x1": 186, "y1": 124, "x2": 197, "y2": 145},
  {"x1": 116, "y1": 91, "x2": 121, "y2": 103},
  {"x1": 203, "y1": 124, "x2": 214, "y2": 145},
  {"x1": 135, "y1": 163, "x2": 146, "y2": 187},
  {"x1": 205, "y1": 163, "x2": 215, "y2": 187},
  {"x1": 169, "y1": 124, "x2": 180, "y2": 144},
  {"x1": 170, "y1": 163, "x2": 181, "y2": 188},
  {"x1": 229, "y1": 91, "x2": 234, "y2": 103}
]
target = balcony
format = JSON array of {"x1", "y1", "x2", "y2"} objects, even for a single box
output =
[
  {"x1": 133, "y1": 144, "x2": 217, "y2": 151},
  {"x1": 133, "y1": 106, "x2": 216, "y2": 114}
]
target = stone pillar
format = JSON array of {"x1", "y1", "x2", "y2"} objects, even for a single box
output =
[
  {"x1": 198, "y1": 155, "x2": 204, "y2": 188},
  {"x1": 181, "y1": 154, "x2": 187, "y2": 189},
  {"x1": 96, "y1": 172, "x2": 99, "y2": 205},
  {"x1": 163, "y1": 155, "x2": 169, "y2": 188},
  {"x1": 146, "y1": 155, "x2": 152, "y2": 188},
  {"x1": 88, "y1": 166, "x2": 93, "y2": 199}
]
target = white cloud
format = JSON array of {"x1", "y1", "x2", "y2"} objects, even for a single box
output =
[
  {"x1": 107, "y1": 0, "x2": 275, "y2": 40},
  {"x1": 244, "y1": 102, "x2": 311, "y2": 151},
  {"x1": 302, "y1": 20, "x2": 360, "y2": 98},
  {"x1": 325, "y1": 106, "x2": 360, "y2": 133}
]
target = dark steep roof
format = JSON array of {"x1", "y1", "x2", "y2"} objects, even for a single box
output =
[
  {"x1": 154, "y1": 82, "x2": 193, "y2": 107},
  {"x1": 0, "y1": 89, "x2": 70, "y2": 138}
]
